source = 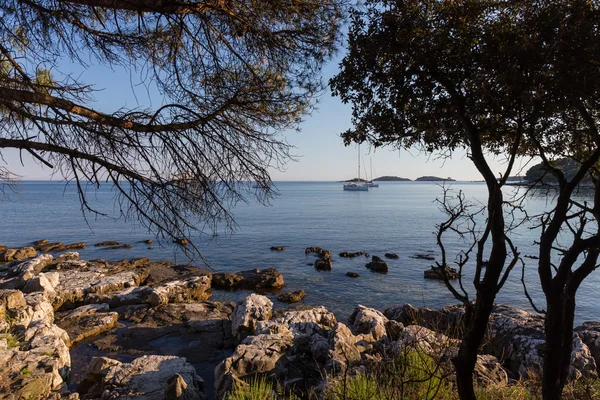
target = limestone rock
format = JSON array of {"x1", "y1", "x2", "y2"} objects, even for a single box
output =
[
  {"x1": 231, "y1": 294, "x2": 273, "y2": 342},
  {"x1": 58, "y1": 312, "x2": 119, "y2": 345},
  {"x1": 474, "y1": 354, "x2": 509, "y2": 386},
  {"x1": 93, "y1": 355, "x2": 206, "y2": 400},
  {"x1": 257, "y1": 306, "x2": 337, "y2": 339},
  {"x1": 0, "y1": 246, "x2": 37, "y2": 262},
  {"x1": 147, "y1": 275, "x2": 211, "y2": 306},
  {"x1": 349, "y1": 305, "x2": 389, "y2": 341},
  {"x1": 214, "y1": 332, "x2": 294, "y2": 399},
  {"x1": 327, "y1": 322, "x2": 361, "y2": 373}
]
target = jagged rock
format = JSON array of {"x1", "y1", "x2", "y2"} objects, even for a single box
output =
[
  {"x1": 366, "y1": 257, "x2": 388, "y2": 273},
  {"x1": 0, "y1": 294, "x2": 71, "y2": 399},
  {"x1": 212, "y1": 268, "x2": 284, "y2": 290},
  {"x1": 474, "y1": 354, "x2": 509, "y2": 386},
  {"x1": 85, "y1": 355, "x2": 206, "y2": 400},
  {"x1": 214, "y1": 332, "x2": 294, "y2": 399},
  {"x1": 327, "y1": 322, "x2": 361, "y2": 373},
  {"x1": 147, "y1": 275, "x2": 211, "y2": 306},
  {"x1": 164, "y1": 373, "x2": 205, "y2": 400},
  {"x1": 392, "y1": 325, "x2": 459, "y2": 358},
  {"x1": 55, "y1": 252, "x2": 80, "y2": 263},
  {"x1": 345, "y1": 272, "x2": 360, "y2": 278},
  {"x1": 349, "y1": 305, "x2": 389, "y2": 341},
  {"x1": 576, "y1": 321, "x2": 600, "y2": 370},
  {"x1": 384, "y1": 253, "x2": 399, "y2": 259},
  {"x1": 257, "y1": 306, "x2": 337, "y2": 339},
  {"x1": 231, "y1": 294, "x2": 273, "y2": 342},
  {"x1": 277, "y1": 290, "x2": 307, "y2": 304},
  {"x1": 384, "y1": 303, "x2": 463, "y2": 333},
  {"x1": 0, "y1": 247, "x2": 37, "y2": 262},
  {"x1": 315, "y1": 259, "x2": 332, "y2": 271},
  {"x1": 23, "y1": 273, "x2": 57, "y2": 298},
  {"x1": 424, "y1": 265, "x2": 459, "y2": 280},
  {"x1": 487, "y1": 304, "x2": 597, "y2": 380}
]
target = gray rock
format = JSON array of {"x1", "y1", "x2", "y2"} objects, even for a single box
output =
[
  {"x1": 99, "y1": 355, "x2": 206, "y2": 400},
  {"x1": 147, "y1": 275, "x2": 211, "y2": 306},
  {"x1": 349, "y1": 305, "x2": 389, "y2": 341},
  {"x1": 231, "y1": 294, "x2": 273, "y2": 342}
]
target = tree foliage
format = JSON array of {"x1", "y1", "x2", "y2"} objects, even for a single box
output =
[
  {"x1": 0, "y1": 0, "x2": 344, "y2": 242},
  {"x1": 332, "y1": 1, "x2": 600, "y2": 399}
]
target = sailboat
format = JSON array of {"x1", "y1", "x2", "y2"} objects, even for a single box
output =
[
  {"x1": 343, "y1": 145, "x2": 369, "y2": 191},
  {"x1": 367, "y1": 158, "x2": 379, "y2": 187}
]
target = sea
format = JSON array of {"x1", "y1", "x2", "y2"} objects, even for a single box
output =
[{"x1": 1, "y1": 180, "x2": 598, "y2": 325}]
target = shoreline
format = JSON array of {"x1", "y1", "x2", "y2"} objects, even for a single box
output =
[{"x1": 1, "y1": 250, "x2": 600, "y2": 399}]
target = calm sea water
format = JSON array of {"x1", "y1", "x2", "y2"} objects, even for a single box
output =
[{"x1": 1, "y1": 180, "x2": 598, "y2": 324}]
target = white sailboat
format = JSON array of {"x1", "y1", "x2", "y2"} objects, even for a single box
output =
[
  {"x1": 343, "y1": 145, "x2": 369, "y2": 191},
  {"x1": 367, "y1": 158, "x2": 379, "y2": 187}
]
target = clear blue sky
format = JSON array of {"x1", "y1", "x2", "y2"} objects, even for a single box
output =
[{"x1": 2, "y1": 53, "x2": 532, "y2": 182}]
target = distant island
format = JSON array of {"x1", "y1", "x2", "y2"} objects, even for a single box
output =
[
  {"x1": 373, "y1": 176, "x2": 411, "y2": 182},
  {"x1": 415, "y1": 176, "x2": 456, "y2": 182}
]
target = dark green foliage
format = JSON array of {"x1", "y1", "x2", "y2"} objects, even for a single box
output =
[{"x1": 524, "y1": 159, "x2": 587, "y2": 184}]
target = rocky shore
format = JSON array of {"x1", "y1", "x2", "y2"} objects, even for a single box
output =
[{"x1": 1, "y1": 246, "x2": 600, "y2": 399}]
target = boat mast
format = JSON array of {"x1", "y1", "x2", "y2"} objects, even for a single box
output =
[{"x1": 357, "y1": 144, "x2": 361, "y2": 182}]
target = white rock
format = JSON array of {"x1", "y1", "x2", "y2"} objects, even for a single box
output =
[{"x1": 231, "y1": 294, "x2": 273, "y2": 342}]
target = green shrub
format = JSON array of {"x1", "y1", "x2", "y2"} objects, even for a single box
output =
[{"x1": 227, "y1": 376, "x2": 300, "y2": 400}]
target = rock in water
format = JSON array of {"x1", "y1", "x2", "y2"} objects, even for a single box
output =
[
  {"x1": 345, "y1": 272, "x2": 360, "y2": 278},
  {"x1": 277, "y1": 290, "x2": 307, "y2": 304},
  {"x1": 315, "y1": 259, "x2": 332, "y2": 271},
  {"x1": 366, "y1": 257, "x2": 388, "y2": 273},
  {"x1": 424, "y1": 265, "x2": 459, "y2": 280},
  {"x1": 384, "y1": 253, "x2": 399, "y2": 259}
]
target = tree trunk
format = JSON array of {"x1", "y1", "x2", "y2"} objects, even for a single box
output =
[
  {"x1": 542, "y1": 292, "x2": 576, "y2": 400},
  {"x1": 454, "y1": 290, "x2": 496, "y2": 400}
]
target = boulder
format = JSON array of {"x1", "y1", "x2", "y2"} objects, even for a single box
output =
[
  {"x1": 486, "y1": 304, "x2": 597, "y2": 380},
  {"x1": 365, "y1": 258, "x2": 388, "y2": 273},
  {"x1": 211, "y1": 272, "x2": 243, "y2": 289},
  {"x1": 257, "y1": 306, "x2": 337, "y2": 339},
  {"x1": 277, "y1": 290, "x2": 307, "y2": 304},
  {"x1": 424, "y1": 265, "x2": 459, "y2": 280},
  {"x1": 214, "y1": 332, "x2": 294, "y2": 399},
  {"x1": 576, "y1": 321, "x2": 600, "y2": 369},
  {"x1": 314, "y1": 259, "x2": 332, "y2": 271},
  {"x1": 327, "y1": 322, "x2": 361, "y2": 373},
  {"x1": 86, "y1": 355, "x2": 206, "y2": 400},
  {"x1": 231, "y1": 294, "x2": 273, "y2": 342},
  {"x1": 349, "y1": 305, "x2": 389, "y2": 341}
]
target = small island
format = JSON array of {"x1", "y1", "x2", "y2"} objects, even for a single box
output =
[
  {"x1": 373, "y1": 176, "x2": 411, "y2": 181},
  {"x1": 415, "y1": 176, "x2": 456, "y2": 182}
]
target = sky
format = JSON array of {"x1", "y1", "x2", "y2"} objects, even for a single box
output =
[{"x1": 1, "y1": 50, "x2": 533, "y2": 182}]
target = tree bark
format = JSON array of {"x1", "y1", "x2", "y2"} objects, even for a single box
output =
[{"x1": 542, "y1": 290, "x2": 576, "y2": 400}]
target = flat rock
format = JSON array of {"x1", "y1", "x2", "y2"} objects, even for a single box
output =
[{"x1": 58, "y1": 312, "x2": 119, "y2": 346}]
